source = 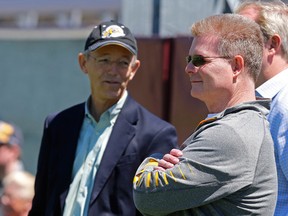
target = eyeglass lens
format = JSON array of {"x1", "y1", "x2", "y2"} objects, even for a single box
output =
[{"x1": 186, "y1": 55, "x2": 207, "y2": 67}]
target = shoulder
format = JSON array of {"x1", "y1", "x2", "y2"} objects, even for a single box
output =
[
  {"x1": 44, "y1": 102, "x2": 85, "y2": 127},
  {"x1": 272, "y1": 85, "x2": 288, "y2": 114},
  {"x1": 124, "y1": 96, "x2": 174, "y2": 128},
  {"x1": 192, "y1": 108, "x2": 269, "y2": 147}
]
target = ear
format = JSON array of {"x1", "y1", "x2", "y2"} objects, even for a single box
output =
[
  {"x1": 129, "y1": 59, "x2": 140, "y2": 80},
  {"x1": 231, "y1": 55, "x2": 244, "y2": 78},
  {"x1": 78, "y1": 53, "x2": 88, "y2": 74},
  {"x1": 267, "y1": 34, "x2": 281, "y2": 54}
]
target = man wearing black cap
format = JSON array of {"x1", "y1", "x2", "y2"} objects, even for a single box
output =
[{"x1": 29, "y1": 21, "x2": 178, "y2": 216}]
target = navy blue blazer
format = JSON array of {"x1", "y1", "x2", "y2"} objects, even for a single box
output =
[{"x1": 29, "y1": 95, "x2": 178, "y2": 216}]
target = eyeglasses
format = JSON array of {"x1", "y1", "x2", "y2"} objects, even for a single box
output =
[
  {"x1": 186, "y1": 55, "x2": 229, "y2": 67},
  {"x1": 87, "y1": 54, "x2": 131, "y2": 70}
]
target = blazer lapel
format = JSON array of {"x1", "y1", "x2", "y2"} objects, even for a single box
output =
[{"x1": 89, "y1": 96, "x2": 137, "y2": 204}]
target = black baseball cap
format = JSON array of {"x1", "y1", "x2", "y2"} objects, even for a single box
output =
[{"x1": 84, "y1": 20, "x2": 138, "y2": 55}]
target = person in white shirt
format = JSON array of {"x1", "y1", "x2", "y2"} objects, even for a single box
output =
[{"x1": 236, "y1": 1, "x2": 288, "y2": 215}]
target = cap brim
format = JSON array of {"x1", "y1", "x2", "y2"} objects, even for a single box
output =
[{"x1": 87, "y1": 40, "x2": 137, "y2": 55}]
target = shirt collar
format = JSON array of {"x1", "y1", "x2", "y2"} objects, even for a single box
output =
[
  {"x1": 256, "y1": 68, "x2": 288, "y2": 99},
  {"x1": 206, "y1": 113, "x2": 219, "y2": 119},
  {"x1": 84, "y1": 90, "x2": 128, "y2": 123},
  {"x1": 198, "y1": 99, "x2": 271, "y2": 130}
]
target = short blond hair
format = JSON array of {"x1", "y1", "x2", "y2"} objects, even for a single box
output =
[{"x1": 191, "y1": 13, "x2": 263, "y2": 82}]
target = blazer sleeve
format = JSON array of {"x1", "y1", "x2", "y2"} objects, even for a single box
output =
[
  {"x1": 29, "y1": 116, "x2": 52, "y2": 216},
  {"x1": 145, "y1": 124, "x2": 178, "y2": 157}
]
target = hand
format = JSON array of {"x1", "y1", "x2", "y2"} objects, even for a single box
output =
[{"x1": 154, "y1": 149, "x2": 183, "y2": 171}]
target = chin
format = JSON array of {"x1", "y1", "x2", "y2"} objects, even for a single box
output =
[
  {"x1": 106, "y1": 91, "x2": 122, "y2": 99},
  {"x1": 190, "y1": 91, "x2": 204, "y2": 101}
]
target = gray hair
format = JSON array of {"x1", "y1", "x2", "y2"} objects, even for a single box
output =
[{"x1": 235, "y1": 0, "x2": 288, "y2": 60}]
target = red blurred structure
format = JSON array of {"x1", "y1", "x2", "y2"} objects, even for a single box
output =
[{"x1": 129, "y1": 37, "x2": 208, "y2": 145}]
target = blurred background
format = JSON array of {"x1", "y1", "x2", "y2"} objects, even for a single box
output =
[{"x1": 0, "y1": 0, "x2": 245, "y2": 174}]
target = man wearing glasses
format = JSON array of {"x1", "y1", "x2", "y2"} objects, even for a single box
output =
[
  {"x1": 133, "y1": 14, "x2": 277, "y2": 215},
  {"x1": 28, "y1": 20, "x2": 178, "y2": 216}
]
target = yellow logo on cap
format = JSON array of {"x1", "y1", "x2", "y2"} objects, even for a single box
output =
[
  {"x1": 102, "y1": 25, "x2": 125, "y2": 38},
  {"x1": 0, "y1": 122, "x2": 14, "y2": 144}
]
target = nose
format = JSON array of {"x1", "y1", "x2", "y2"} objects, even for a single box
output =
[
  {"x1": 185, "y1": 62, "x2": 196, "y2": 75},
  {"x1": 107, "y1": 62, "x2": 119, "y2": 74}
]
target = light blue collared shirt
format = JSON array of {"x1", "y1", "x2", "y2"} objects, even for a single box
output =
[
  {"x1": 63, "y1": 91, "x2": 128, "y2": 216},
  {"x1": 256, "y1": 69, "x2": 288, "y2": 216}
]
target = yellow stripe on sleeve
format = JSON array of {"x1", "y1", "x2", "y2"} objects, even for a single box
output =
[
  {"x1": 187, "y1": 163, "x2": 194, "y2": 175},
  {"x1": 144, "y1": 161, "x2": 159, "y2": 168},
  {"x1": 136, "y1": 174, "x2": 143, "y2": 186},
  {"x1": 169, "y1": 170, "x2": 177, "y2": 182},
  {"x1": 163, "y1": 173, "x2": 169, "y2": 185},
  {"x1": 155, "y1": 171, "x2": 159, "y2": 186},
  {"x1": 133, "y1": 176, "x2": 139, "y2": 184},
  {"x1": 178, "y1": 167, "x2": 186, "y2": 180},
  {"x1": 145, "y1": 172, "x2": 151, "y2": 188}
]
